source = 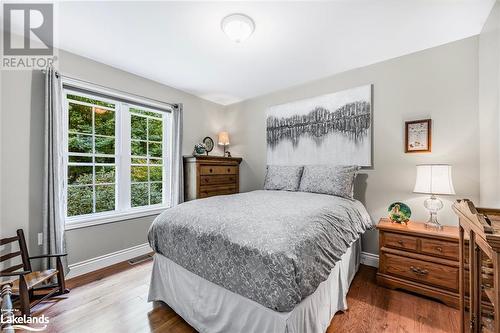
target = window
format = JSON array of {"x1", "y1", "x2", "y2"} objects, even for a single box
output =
[
  {"x1": 64, "y1": 88, "x2": 172, "y2": 227},
  {"x1": 130, "y1": 108, "x2": 165, "y2": 207},
  {"x1": 66, "y1": 95, "x2": 117, "y2": 216}
]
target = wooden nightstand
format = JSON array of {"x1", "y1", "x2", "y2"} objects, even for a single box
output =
[{"x1": 376, "y1": 218, "x2": 460, "y2": 308}]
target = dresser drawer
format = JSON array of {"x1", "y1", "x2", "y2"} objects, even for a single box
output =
[
  {"x1": 199, "y1": 184, "x2": 237, "y2": 198},
  {"x1": 200, "y1": 165, "x2": 237, "y2": 175},
  {"x1": 382, "y1": 252, "x2": 458, "y2": 291},
  {"x1": 383, "y1": 232, "x2": 418, "y2": 251},
  {"x1": 200, "y1": 174, "x2": 237, "y2": 186},
  {"x1": 420, "y1": 238, "x2": 458, "y2": 260}
]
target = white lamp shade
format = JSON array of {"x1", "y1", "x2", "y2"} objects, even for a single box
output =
[
  {"x1": 413, "y1": 164, "x2": 456, "y2": 195},
  {"x1": 218, "y1": 131, "x2": 230, "y2": 146}
]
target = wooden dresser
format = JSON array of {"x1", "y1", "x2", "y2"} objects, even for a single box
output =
[
  {"x1": 377, "y1": 218, "x2": 460, "y2": 308},
  {"x1": 183, "y1": 155, "x2": 242, "y2": 201}
]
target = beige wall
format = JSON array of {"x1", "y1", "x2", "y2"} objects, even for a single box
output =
[
  {"x1": 0, "y1": 35, "x2": 485, "y2": 262},
  {"x1": 225, "y1": 37, "x2": 480, "y2": 255},
  {"x1": 0, "y1": 50, "x2": 226, "y2": 264},
  {"x1": 479, "y1": 0, "x2": 500, "y2": 207}
]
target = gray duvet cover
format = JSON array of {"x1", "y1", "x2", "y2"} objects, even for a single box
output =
[{"x1": 148, "y1": 190, "x2": 373, "y2": 312}]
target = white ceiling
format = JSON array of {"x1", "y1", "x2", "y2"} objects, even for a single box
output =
[{"x1": 54, "y1": 1, "x2": 495, "y2": 105}]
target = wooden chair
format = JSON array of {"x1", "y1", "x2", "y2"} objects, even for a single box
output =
[
  {"x1": 0, "y1": 229, "x2": 69, "y2": 316},
  {"x1": 453, "y1": 199, "x2": 500, "y2": 332},
  {"x1": 1, "y1": 282, "x2": 15, "y2": 332}
]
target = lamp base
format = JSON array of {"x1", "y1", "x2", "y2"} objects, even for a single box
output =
[
  {"x1": 424, "y1": 220, "x2": 443, "y2": 231},
  {"x1": 424, "y1": 195, "x2": 444, "y2": 231}
]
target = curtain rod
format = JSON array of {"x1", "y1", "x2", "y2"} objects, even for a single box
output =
[{"x1": 40, "y1": 69, "x2": 180, "y2": 110}]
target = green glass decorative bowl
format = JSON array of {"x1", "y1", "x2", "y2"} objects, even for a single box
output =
[
  {"x1": 194, "y1": 143, "x2": 206, "y2": 155},
  {"x1": 388, "y1": 202, "x2": 412, "y2": 224}
]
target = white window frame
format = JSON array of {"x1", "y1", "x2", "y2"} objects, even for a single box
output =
[{"x1": 62, "y1": 79, "x2": 173, "y2": 230}]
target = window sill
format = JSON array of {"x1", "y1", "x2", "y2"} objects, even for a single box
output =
[{"x1": 65, "y1": 206, "x2": 169, "y2": 231}]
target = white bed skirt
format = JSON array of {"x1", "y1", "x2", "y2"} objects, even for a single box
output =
[{"x1": 148, "y1": 239, "x2": 360, "y2": 333}]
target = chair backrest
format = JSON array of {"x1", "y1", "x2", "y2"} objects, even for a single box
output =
[{"x1": 0, "y1": 229, "x2": 31, "y2": 274}]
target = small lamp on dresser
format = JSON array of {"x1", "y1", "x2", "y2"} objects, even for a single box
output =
[
  {"x1": 413, "y1": 164, "x2": 456, "y2": 230},
  {"x1": 218, "y1": 131, "x2": 230, "y2": 157}
]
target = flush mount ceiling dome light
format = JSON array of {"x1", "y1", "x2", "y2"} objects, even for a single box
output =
[{"x1": 221, "y1": 13, "x2": 255, "y2": 43}]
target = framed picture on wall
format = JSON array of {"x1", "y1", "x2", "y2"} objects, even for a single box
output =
[
  {"x1": 405, "y1": 119, "x2": 431, "y2": 153},
  {"x1": 266, "y1": 84, "x2": 373, "y2": 167}
]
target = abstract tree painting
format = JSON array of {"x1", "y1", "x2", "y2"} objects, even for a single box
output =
[{"x1": 266, "y1": 85, "x2": 372, "y2": 167}]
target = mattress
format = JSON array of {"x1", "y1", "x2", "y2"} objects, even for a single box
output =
[{"x1": 148, "y1": 190, "x2": 372, "y2": 311}]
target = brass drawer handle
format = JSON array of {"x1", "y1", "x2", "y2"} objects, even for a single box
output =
[
  {"x1": 435, "y1": 246, "x2": 443, "y2": 252},
  {"x1": 397, "y1": 240, "x2": 404, "y2": 246},
  {"x1": 410, "y1": 266, "x2": 429, "y2": 276}
]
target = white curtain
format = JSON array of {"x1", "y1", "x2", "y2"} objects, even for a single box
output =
[
  {"x1": 42, "y1": 67, "x2": 68, "y2": 273},
  {"x1": 170, "y1": 104, "x2": 184, "y2": 206}
]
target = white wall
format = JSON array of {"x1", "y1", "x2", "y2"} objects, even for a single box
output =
[
  {"x1": 0, "y1": 49, "x2": 226, "y2": 264},
  {"x1": 479, "y1": 0, "x2": 500, "y2": 207},
  {"x1": 225, "y1": 37, "x2": 480, "y2": 255}
]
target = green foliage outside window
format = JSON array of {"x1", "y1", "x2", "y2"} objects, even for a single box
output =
[
  {"x1": 96, "y1": 185, "x2": 115, "y2": 213},
  {"x1": 130, "y1": 108, "x2": 164, "y2": 207},
  {"x1": 68, "y1": 185, "x2": 93, "y2": 216},
  {"x1": 149, "y1": 119, "x2": 162, "y2": 141},
  {"x1": 68, "y1": 103, "x2": 92, "y2": 134},
  {"x1": 67, "y1": 170, "x2": 117, "y2": 217},
  {"x1": 130, "y1": 182, "x2": 163, "y2": 207},
  {"x1": 150, "y1": 183, "x2": 163, "y2": 205},
  {"x1": 131, "y1": 115, "x2": 147, "y2": 140},
  {"x1": 67, "y1": 96, "x2": 116, "y2": 217},
  {"x1": 68, "y1": 134, "x2": 92, "y2": 154},
  {"x1": 131, "y1": 183, "x2": 149, "y2": 207},
  {"x1": 95, "y1": 110, "x2": 115, "y2": 136},
  {"x1": 66, "y1": 95, "x2": 166, "y2": 217}
]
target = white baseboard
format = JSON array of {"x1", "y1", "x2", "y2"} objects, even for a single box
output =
[
  {"x1": 67, "y1": 243, "x2": 152, "y2": 279},
  {"x1": 67, "y1": 244, "x2": 377, "y2": 279},
  {"x1": 360, "y1": 251, "x2": 379, "y2": 268}
]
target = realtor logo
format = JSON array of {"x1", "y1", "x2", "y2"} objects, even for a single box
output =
[
  {"x1": 3, "y1": 3, "x2": 53, "y2": 56},
  {"x1": 1, "y1": 3, "x2": 56, "y2": 69}
]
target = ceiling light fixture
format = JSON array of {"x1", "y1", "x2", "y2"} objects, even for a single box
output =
[{"x1": 221, "y1": 13, "x2": 255, "y2": 43}]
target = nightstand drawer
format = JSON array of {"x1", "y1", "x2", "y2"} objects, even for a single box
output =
[
  {"x1": 200, "y1": 165, "x2": 237, "y2": 175},
  {"x1": 383, "y1": 252, "x2": 458, "y2": 291},
  {"x1": 383, "y1": 232, "x2": 418, "y2": 251},
  {"x1": 420, "y1": 238, "x2": 458, "y2": 260}
]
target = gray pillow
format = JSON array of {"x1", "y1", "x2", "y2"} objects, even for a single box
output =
[
  {"x1": 264, "y1": 165, "x2": 304, "y2": 191},
  {"x1": 299, "y1": 165, "x2": 360, "y2": 198}
]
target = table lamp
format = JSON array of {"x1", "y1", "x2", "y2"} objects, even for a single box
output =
[
  {"x1": 413, "y1": 164, "x2": 455, "y2": 230},
  {"x1": 218, "y1": 131, "x2": 230, "y2": 156}
]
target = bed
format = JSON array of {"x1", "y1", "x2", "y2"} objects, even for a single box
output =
[{"x1": 148, "y1": 189, "x2": 373, "y2": 333}]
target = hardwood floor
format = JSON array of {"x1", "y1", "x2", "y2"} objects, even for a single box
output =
[
  {"x1": 23, "y1": 260, "x2": 459, "y2": 333},
  {"x1": 326, "y1": 266, "x2": 460, "y2": 333}
]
